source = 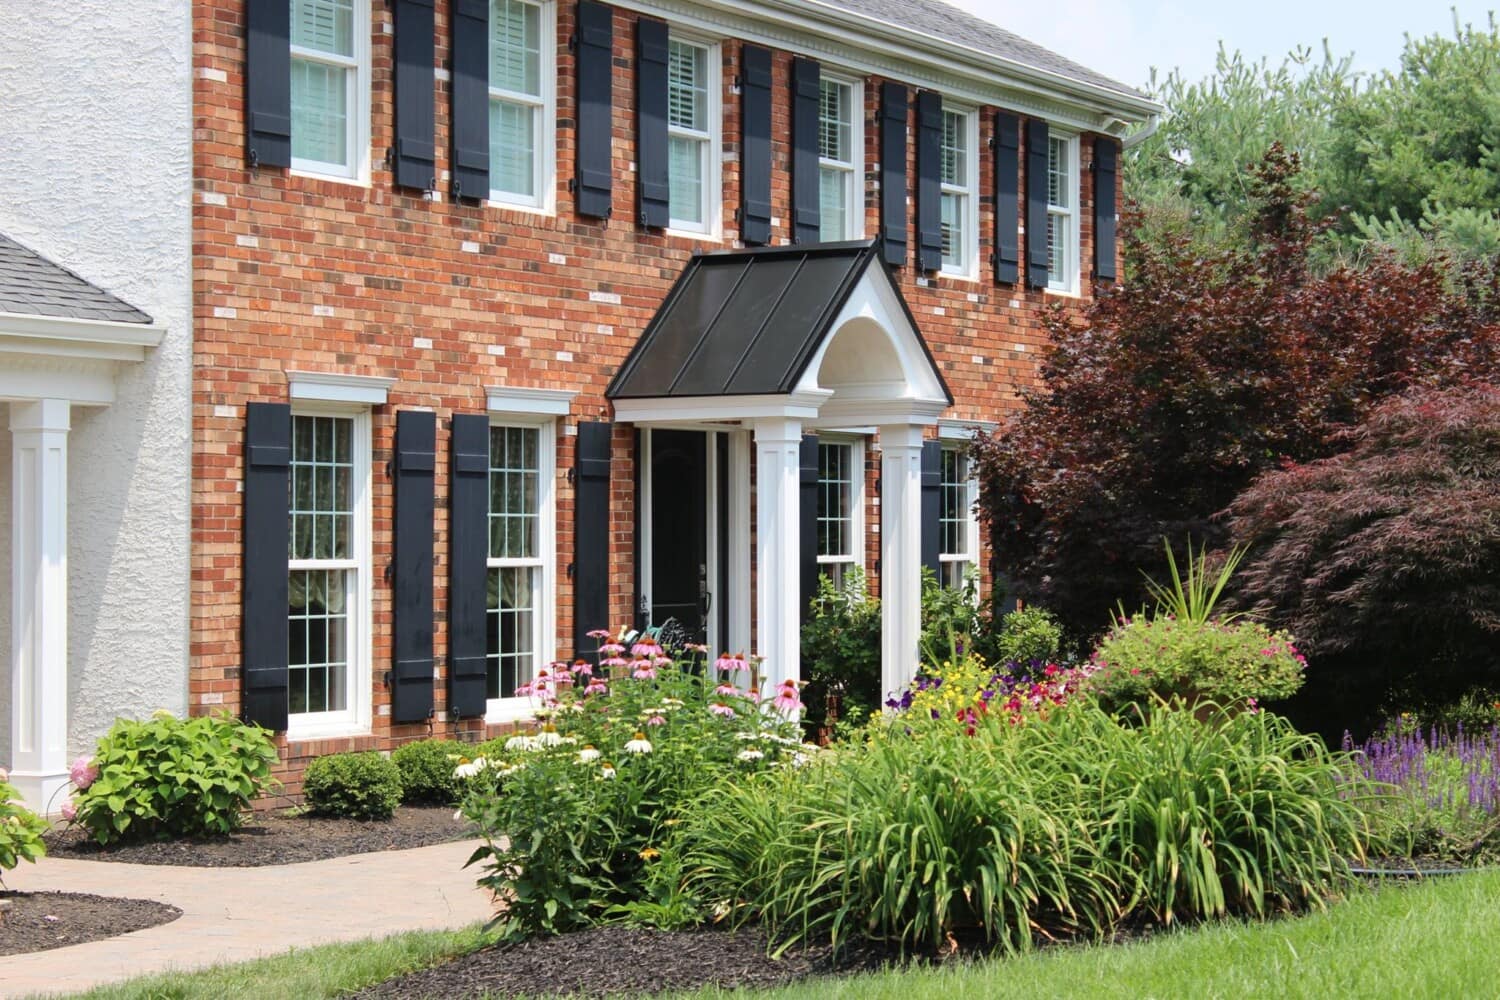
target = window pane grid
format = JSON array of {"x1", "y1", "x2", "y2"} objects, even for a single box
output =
[
  {"x1": 288, "y1": 568, "x2": 349, "y2": 715},
  {"x1": 816, "y1": 443, "x2": 854, "y2": 560},
  {"x1": 1048, "y1": 136, "x2": 1070, "y2": 210},
  {"x1": 487, "y1": 424, "x2": 543, "y2": 702},
  {"x1": 667, "y1": 40, "x2": 707, "y2": 133},
  {"x1": 939, "y1": 448, "x2": 968, "y2": 558},
  {"x1": 292, "y1": 0, "x2": 353, "y2": 57},
  {"x1": 490, "y1": 99, "x2": 538, "y2": 197},
  {"x1": 489, "y1": 0, "x2": 541, "y2": 97},
  {"x1": 941, "y1": 110, "x2": 967, "y2": 187},
  {"x1": 289, "y1": 415, "x2": 353, "y2": 561},
  {"x1": 818, "y1": 80, "x2": 851, "y2": 163},
  {"x1": 290, "y1": 58, "x2": 350, "y2": 166}
]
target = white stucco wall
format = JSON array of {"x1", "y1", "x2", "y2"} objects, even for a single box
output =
[{"x1": 0, "y1": 2, "x2": 193, "y2": 765}]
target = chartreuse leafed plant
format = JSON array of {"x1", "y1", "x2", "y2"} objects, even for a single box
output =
[
  {"x1": 458, "y1": 629, "x2": 817, "y2": 940},
  {"x1": 671, "y1": 702, "x2": 1366, "y2": 955},
  {"x1": 0, "y1": 766, "x2": 49, "y2": 874},
  {"x1": 67, "y1": 711, "x2": 278, "y2": 844}
]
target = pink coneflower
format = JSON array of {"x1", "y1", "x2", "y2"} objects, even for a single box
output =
[
  {"x1": 714, "y1": 683, "x2": 739, "y2": 697},
  {"x1": 631, "y1": 662, "x2": 658, "y2": 681},
  {"x1": 631, "y1": 638, "x2": 662, "y2": 658},
  {"x1": 584, "y1": 678, "x2": 609, "y2": 696},
  {"x1": 683, "y1": 642, "x2": 709, "y2": 654},
  {"x1": 599, "y1": 641, "x2": 626, "y2": 656},
  {"x1": 709, "y1": 701, "x2": 737, "y2": 718},
  {"x1": 572, "y1": 659, "x2": 594, "y2": 677},
  {"x1": 772, "y1": 679, "x2": 803, "y2": 715},
  {"x1": 586, "y1": 628, "x2": 614, "y2": 640},
  {"x1": 715, "y1": 652, "x2": 748, "y2": 674},
  {"x1": 646, "y1": 714, "x2": 667, "y2": 726},
  {"x1": 651, "y1": 654, "x2": 673, "y2": 667},
  {"x1": 601, "y1": 655, "x2": 628, "y2": 669}
]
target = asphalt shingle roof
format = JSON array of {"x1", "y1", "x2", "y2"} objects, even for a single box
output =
[
  {"x1": 815, "y1": 0, "x2": 1148, "y2": 101},
  {"x1": 0, "y1": 234, "x2": 152, "y2": 325}
]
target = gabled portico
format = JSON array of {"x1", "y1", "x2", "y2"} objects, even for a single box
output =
[{"x1": 607, "y1": 241, "x2": 951, "y2": 699}]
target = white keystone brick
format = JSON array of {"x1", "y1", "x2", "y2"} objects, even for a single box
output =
[
  {"x1": 313, "y1": 305, "x2": 335, "y2": 317},
  {"x1": 196, "y1": 67, "x2": 228, "y2": 83},
  {"x1": 236, "y1": 235, "x2": 259, "y2": 248},
  {"x1": 549, "y1": 253, "x2": 566, "y2": 265},
  {"x1": 461, "y1": 241, "x2": 481, "y2": 253},
  {"x1": 213, "y1": 306, "x2": 236, "y2": 319},
  {"x1": 413, "y1": 337, "x2": 433, "y2": 349},
  {"x1": 589, "y1": 291, "x2": 622, "y2": 305},
  {"x1": 200, "y1": 191, "x2": 227, "y2": 206},
  {"x1": 487, "y1": 344, "x2": 506, "y2": 356}
]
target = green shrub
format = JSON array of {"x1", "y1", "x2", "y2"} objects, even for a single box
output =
[
  {"x1": 1090, "y1": 616, "x2": 1306, "y2": 706},
  {"x1": 302, "y1": 752, "x2": 403, "y2": 820},
  {"x1": 801, "y1": 570, "x2": 883, "y2": 731},
  {"x1": 460, "y1": 635, "x2": 812, "y2": 940},
  {"x1": 0, "y1": 769, "x2": 49, "y2": 871},
  {"x1": 671, "y1": 702, "x2": 1364, "y2": 955},
  {"x1": 993, "y1": 606, "x2": 1063, "y2": 668},
  {"x1": 392, "y1": 739, "x2": 466, "y2": 805},
  {"x1": 70, "y1": 711, "x2": 278, "y2": 845}
]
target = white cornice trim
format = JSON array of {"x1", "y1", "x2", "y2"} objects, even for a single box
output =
[
  {"x1": 287, "y1": 370, "x2": 397, "y2": 405},
  {"x1": 613, "y1": 389, "x2": 835, "y2": 424},
  {"x1": 0, "y1": 312, "x2": 163, "y2": 363},
  {"x1": 938, "y1": 418, "x2": 998, "y2": 439},
  {"x1": 611, "y1": 0, "x2": 1159, "y2": 131},
  {"x1": 486, "y1": 385, "x2": 578, "y2": 417}
]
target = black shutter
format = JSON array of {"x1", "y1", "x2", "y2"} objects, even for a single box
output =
[
  {"x1": 1093, "y1": 137, "x2": 1119, "y2": 282},
  {"x1": 920, "y1": 441, "x2": 942, "y2": 579},
  {"x1": 739, "y1": 44, "x2": 773, "y2": 245},
  {"x1": 915, "y1": 90, "x2": 943, "y2": 272},
  {"x1": 636, "y1": 18, "x2": 670, "y2": 229},
  {"x1": 244, "y1": 0, "x2": 291, "y2": 169},
  {"x1": 575, "y1": 0, "x2": 614, "y2": 219},
  {"x1": 393, "y1": 0, "x2": 436, "y2": 191},
  {"x1": 879, "y1": 82, "x2": 908, "y2": 266},
  {"x1": 450, "y1": 0, "x2": 489, "y2": 200},
  {"x1": 993, "y1": 112, "x2": 1020, "y2": 285},
  {"x1": 1025, "y1": 118, "x2": 1051, "y2": 289},
  {"x1": 448, "y1": 414, "x2": 490, "y2": 718},
  {"x1": 799, "y1": 434, "x2": 819, "y2": 622},
  {"x1": 574, "y1": 422, "x2": 613, "y2": 658},
  {"x1": 791, "y1": 57, "x2": 822, "y2": 244},
  {"x1": 391, "y1": 410, "x2": 436, "y2": 724},
  {"x1": 242, "y1": 402, "x2": 290, "y2": 730}
]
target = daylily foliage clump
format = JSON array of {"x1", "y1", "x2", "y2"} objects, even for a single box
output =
[{"x1": 459, "y1": 629, "x2": 818, "y2": 939}]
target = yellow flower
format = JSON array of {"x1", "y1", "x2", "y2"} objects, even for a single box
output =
[{"x1": 638, "y1": 846, "x2": 661, "y2": 860}]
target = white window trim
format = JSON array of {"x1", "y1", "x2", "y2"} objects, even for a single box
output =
[
  {"x1": 487, "y1": 0, "x2": 557, "y2": 214},
  {"x1": 937, "y1": 425, "x2": 981, "y2": 592},
  {"x1": 288, "y1": 370, "x2": 395, "y2": 406},
  {"x1": 286, "y1": 402, "x2": 373, "y2": 741},
  {"x1": 1047, "y1": 131, "x2": 1081, "y2": 296},
  {"x1": 288, "y1": 0, "x2": 373, "y2": 185},
  {"x1": 939, "y1": 106, "x2": 979, "y2": 280},
  {"x1": 664, "y1": 34, "x2": 722, "y2": 239},
  {"x1": 814, "y1": 436, "x2": 866, "y2": 581},
  {"x1": 484, "y1": 410, "x2": 559, "y2": 724},
  {"x1": 818, "y1": 73, "x2": 865, "y2": 242}
]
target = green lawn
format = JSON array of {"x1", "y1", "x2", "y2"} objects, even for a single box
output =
[{"x1": 53, "y1": 871, "x2": 1500, "y2": 1000}]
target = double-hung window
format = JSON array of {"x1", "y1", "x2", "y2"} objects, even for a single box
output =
[
  {"x1": 816, "y1": 440, "x2": 864, "y2": 589},
  {"x1": 818, "y1": 77, "x2": 862, "y2": 242},
  {"x1": 287, "y1": 409, "x2": 370, "y2": 734},
  {"x1": 1047, "y1": 134, "x2": 1079, "y2": 292},
  {"x1": 486, "y1": 420, "x2": 555, "y2": 712},
  {"x1": 938, "y1": 445, "x2": 978, "y2": 590},
  {"x1": 939, "y1": 108, "x2": 977, "y2": 276},
  {"x1": 489, "y1": 0, "x2": 554, "y2": 209},
  {"x1": 290, "y1": 0, "x2": 369, "y2": 180},
  {"x1": 666, "y1": 36, "x2": 719, "y2": 233}
]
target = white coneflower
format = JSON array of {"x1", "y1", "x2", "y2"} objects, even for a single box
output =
[
  {"x1": 577, "y1": 745, "x2": 602, "y2": 763},
  {"x1": 600, "y1": 762, "x2": 617, "y2": 779},
  {"x1": 452, "y1": 757, "x2": 486, "y2": 779},
  {"x1": 736, "y1": 748, "x2": 765, "y2": 762},
  {"x1": 623, "y1": 732, "x2": 654, "y2": 754},
  {"x1": 505, "y1": 734, "x2": 540, "y2": 752}
]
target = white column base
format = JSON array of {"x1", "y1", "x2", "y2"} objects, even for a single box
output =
[
  {"x1": 6, "y1": 769, "x2": 71, "y2": 816},
  {"x1": 879, "y1": 423, "x2": 925, "y2": 704},
  {"x1": 9, "y1": 398, "x2": 72, "y2": 814},
  {"x1": 753, "y1": 417, "x2": 803, "y2": 693}
]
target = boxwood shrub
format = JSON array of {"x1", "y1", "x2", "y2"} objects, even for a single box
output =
[
  {"x1": 392, "y1": 738, "x2": 466, "y2": 805},
  {"x1": 302, "y1": 751, "x2": 403, "y2": 820}
]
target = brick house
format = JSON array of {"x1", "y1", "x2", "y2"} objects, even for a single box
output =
[{"x1": 1, "y1": 0, "x2": 1156, "y2": 802}]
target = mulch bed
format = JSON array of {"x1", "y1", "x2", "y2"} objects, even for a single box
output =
[
  {"x1": 349, "y1": 925, "x2": 905, "y2": 1000},
  {"x1": 42, "y1": 805, "x2": 477, "y2": 867},
  {"x1": 0, "y1": 891, "x2": 181, "y2": 957}
]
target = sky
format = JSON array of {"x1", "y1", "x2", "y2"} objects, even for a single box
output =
[{"x1": 949, "y1": 1, "x2": 1498, "y2": 94}]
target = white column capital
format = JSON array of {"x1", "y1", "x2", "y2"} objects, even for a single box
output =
[
  {"x1": 9, "y1": 398, "x2": 72, "y2": 434},
  {"x1": 877, "y1": 422, "x2": 925, "y2": 453},
  {"x1": 752, "y1": 416, "x2": 804, "y2": 445}
]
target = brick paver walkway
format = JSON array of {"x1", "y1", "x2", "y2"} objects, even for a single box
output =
[{"x1": 1, "y1": 838, "x2": 493, "y2": 998}]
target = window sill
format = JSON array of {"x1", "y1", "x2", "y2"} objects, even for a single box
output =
[
  {"x1": 286, "y1": 719, "x2": 370, "y2": 743},
  {"x1": 486, "y1": 699, "x2": 541, "y2": 726},
  {"x1": 1043, "y1": 286, "x2": 1083, "y2": 300},
  {"x1": 665, "y1": 225, "x2": 723, "y2": 243},
  {"x1": 289, "y1": 165, "x2": 372, "y2": 190},
  {"x1": 487, "y1": 196, "x2": 556, "y2": 219},
  {"x1": 938, "y1": 268, "x2": 981, "y2": 285}
]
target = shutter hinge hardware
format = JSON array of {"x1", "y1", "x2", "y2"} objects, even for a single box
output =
[
  {"x1": 383, "y1": 560, "x2": 394, "y2": 584},
  {"x1": 384, "y1": 146, "x2": 395, "y2": 171},
  {"x1": 248, "y1": 148, "x2": 260, "y2": 170},
  {"x1": 568, "y1": 32, "x2": 577, "y2": 52},
  {"x1": 383, "y1": 670, "x2": 392, "y2": 688},
  {"x1": 987, "y1": 136, "x2": 995, "y2": 150},
  {"x1": 567, "y1": 561, "x2": 575, "y2": 580},
  {"x1": 447, "y1": 705, "x2": 463, "y2": 721},
  {"x1": 566, "y1": 466, "x2": 576, "y2": 484}
]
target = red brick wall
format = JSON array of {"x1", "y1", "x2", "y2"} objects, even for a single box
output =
[{"x1": 191, "y1": 0, "x2": 1116, "y2": 771}]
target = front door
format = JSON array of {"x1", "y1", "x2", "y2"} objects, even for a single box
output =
[{"x1": 646, "y1": 429, "x2": 708, "y2": 647}]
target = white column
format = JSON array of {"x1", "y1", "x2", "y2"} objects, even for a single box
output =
[
  {"x1": 752, "y1": 417, "x2": 802, "y2": 692},
  {"x1": 9, "y1": 399, "x2": 72, "y2": 812},
  {"x1": 726, "y1": 430, "x2": 752, "y2": 660},
  {"x1": 879, "y1": 423, "x2": 924, "y2": 704}
]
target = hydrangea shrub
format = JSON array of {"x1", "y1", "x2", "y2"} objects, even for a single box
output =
[{"x1": 0, "y1": 768, "x2": 49, "y2": 873}]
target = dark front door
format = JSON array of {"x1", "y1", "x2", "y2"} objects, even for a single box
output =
[{"x1": 649, "y1": 429, "x2": 708, "y2": 647}]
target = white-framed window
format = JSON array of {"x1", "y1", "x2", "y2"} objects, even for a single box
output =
[
  {"x1": 937, "y1": 443, "x2": 979, "y2": 590},
  {"x1": 488, "y1": 0, "x2": 555, "y2": 210},
  {"x1": 939, "y1": 107, "x2": 978, "y2": 277},
  {"x1": 666, "y1": 35, "x2": 721, "y2": 235},
  {"x1": 485, "y1": 416, "x2": 557, "y2": 720},
  {"x1": 1047, "y1": 133, "x2": 1080, "y2": 293},
  {"x1": 290, "y1": 0, "x2": 370, "y2": 181},
  {"x1": 287, "y1": 407, "x2": 372, "y2": 738},
  {"x1": 816, "y1": 438, "x2": 865, "y2": 589},
  {"x1": 818, "y1": 75, "x2": 863, "y2": 242}
]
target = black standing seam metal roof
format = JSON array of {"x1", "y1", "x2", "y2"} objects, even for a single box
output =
[
  {"x1": 0, "y1": 233, "x2": 153, "y2": 325},
  {"x1": 606, "y1": 240, "x2": 952, "y2": 405}
]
